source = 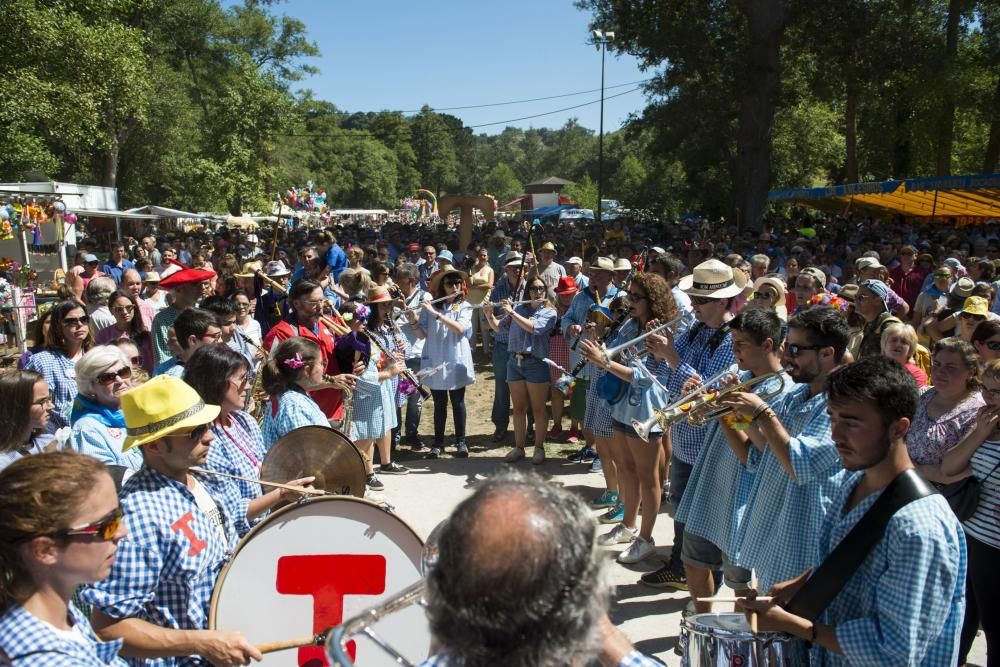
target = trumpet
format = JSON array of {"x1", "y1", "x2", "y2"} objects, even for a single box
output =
[
  {"x1": 325, "y1": 580, "x2": 426, "y2": 666},
  {"x1": 256, "y1": 269, "x2": 351, "y2": 336},
  {"x1": 631, "y1": 368, "x2": 787, "y2": 441},
  {"x1": 599, "y1": 312, "x2": 694, "y2": 363}
]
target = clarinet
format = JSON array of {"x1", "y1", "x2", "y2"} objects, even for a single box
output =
[
  {"x1": 568, "y1": 306, "x2": 631, "y2": 379},
  {"x1": 362, "y1": 324, "x2": 432, "y2": 401}
]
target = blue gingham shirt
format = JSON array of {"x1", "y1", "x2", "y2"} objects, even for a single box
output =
[
  {"x1": 676, "y1": 371, "x2": 792, "y2": 556},
  {"x1": 561, "y1": 285, "x2": 620, "y2": 381},
  {"x1": 667, "y1": 322, "x2": 736, "y2": 465},
  {"x1": 349, "y1": 338, "x2": 395, "y2": 441},
  {"x1": 811, "y1": 472, "x2": 966, "y2": 667},
  {"x1": 0, "y1": 602, "x2": 126, "y2": 666},
  {"x1": 419, "y1": 649, "x2": 659, "y2": 667},
  {"x1": 71, "y1": 415, "x2": 144, "y2": 470},
  {"x1": 733, "y1": 383, "x2": 844, "y2": 592},
  {"x1": 206, "y1": 410, "x2": 266, "y2": 508},
  {"x1": 506, "y1": 304, "x2": 557, "y2": 358},
  {"x1": 24, "y1": 349, "x2": 78, "y2": 423},
  {"x1": 81, "y1": 467, "x2": 248, "y2": 667},
  {"x1": 487, "y1": 278, "x2": 518, "y2": 345},
  {"x1": 151, "y1": 307, "x2": 181, "y2": 367},
  {"x1": 261, "y1": 387, "x2": 329, "y2": 450}
]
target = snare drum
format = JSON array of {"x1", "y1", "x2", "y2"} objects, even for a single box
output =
[
  {"x1": 681, "y1": 613, "x2": 809, "y2": 667},
  {"x1": 210, "y1": 496, "x2": 431, "y2": 667}
]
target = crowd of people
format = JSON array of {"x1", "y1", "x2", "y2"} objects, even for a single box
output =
[{"x1": 0, "y1": 210, "x2": 998, "y2": 665}]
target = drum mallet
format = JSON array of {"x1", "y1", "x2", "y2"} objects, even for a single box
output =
[
  {"x1": 190, "y1": 467, "x2": 326, "y2": 496},
  {"x1": 750, "y1": 568, "x2": 759, "y2": 633},
  {"x1": 257, "y1": 630, "x2": 330, "y2": 654}
]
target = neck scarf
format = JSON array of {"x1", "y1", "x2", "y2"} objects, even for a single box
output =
[{"x1": 71, "y1": 393, "x2": 126, "y2": 428}]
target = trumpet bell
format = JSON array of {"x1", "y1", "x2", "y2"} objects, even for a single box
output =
[{"x1": 630, "y1": 415, "x2": 659, "y2": 443}]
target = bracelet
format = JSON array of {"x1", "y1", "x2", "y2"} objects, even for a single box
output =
[{"x1": 750, "y1": 403, "x2": 773, "y2": 423}]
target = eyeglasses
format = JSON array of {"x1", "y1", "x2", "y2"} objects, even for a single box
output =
[
  {"x1": 961, "y1": 312, "x2": 986, "y2": 321},
  {"x1": 112, "y1": 306, "x2": 135, "y2": 314},
  {"x1": 201, "y1": 331, "x2": 223, "y2": 342},
  {"x1": 627, "y1": 292, "x2": 647, "y2": 301},
  {"x1": 529, "y1": 285, "x2": 547, "y2": 293},
  {"x1": 62, "y1": 315, "x2": 89, "y2": 327},
  {"x1": 984, "y1": 340, "x2": 1000, "y2": 351},
  {"x1": 786, "y1": 343, "x2": 825, "y2": 357},
  {"x1": 32, "y1": 394, "x2": 54, "y2": 407},
  {"x1": 690, "y1": 296, "x2": 717, "y2": 306},
  {"x1": 97, "y1": 366, "x2": 132, "y2": 385},
  {"x1": 129, "y1": 355, "x2": 143, "y2": 365},
  {"x1": 752, "y1": 291, "x2": 775, "y2": 300},
  {"x1": 57, "y1": 507, "x2": 124, "y2": 541},
  {"x1": 166, "y1": 423, "x2": 210, "y2": 441},
  {"x1": 300, "y1": 299, "x2": 324, "y2": 306}
]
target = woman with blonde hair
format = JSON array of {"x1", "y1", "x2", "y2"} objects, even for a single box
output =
[{"x1": 880, "y1": 322, "x2": 928, "y2": 387}]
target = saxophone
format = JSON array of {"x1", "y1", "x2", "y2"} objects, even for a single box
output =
[{"x1": 326, "y1": 348, "x2": 359, "y2": 436}]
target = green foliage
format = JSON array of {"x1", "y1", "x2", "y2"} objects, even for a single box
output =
[
  {"x1": 482, "y1": 163, "x2": 523, "y2": 204},
  {"x1": 563, "y1": 174, "x2": 599, "y2": 212}
]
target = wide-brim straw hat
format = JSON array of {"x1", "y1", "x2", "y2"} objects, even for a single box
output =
[
  {"x1": 122, "y1": 376, "x2": 220, "y2": 451},
  {"x1": 613, "y1": 257, "x2": 632, "y2": 272},
  {"x1": 429, "y1": 268, "x2": 468, "y2": 295},
  {"x1": 590, "y1": 256, "x2": 615, "y2": 273},
  {"x1": 678, "y1": 258, "x2": 746, "y2": 299},
  {"x1": 366, "y1": 285, "x2": 394, "y2": 304},
  {"x1": 143, "y1": 271, "x2": 161, "y2": 283},
  {"x1": 539, "y1": 242, "x2": 557, "y2": 253},
  {"x1": 752, "y1": 276, "x2": 787, "y2": 308}
]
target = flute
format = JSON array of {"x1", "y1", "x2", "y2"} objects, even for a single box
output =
[{"x1": 469, "y1": 299, "x2": 541, "y2": 309}]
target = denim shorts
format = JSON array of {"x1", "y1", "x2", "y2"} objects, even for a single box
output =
[
  {"x1": 507, "y1": 355, "x2": 550, "y2": 384},
  {"x1": 612, "y1": 418, "x2": 661, "y2": 439},
  {"x1": 681, "y1": 530, "x2": 752, "y2": 589}
]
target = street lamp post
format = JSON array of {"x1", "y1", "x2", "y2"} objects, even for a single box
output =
[{"x1": 593, "y1": 29, "x2": 614, "y2": 226}]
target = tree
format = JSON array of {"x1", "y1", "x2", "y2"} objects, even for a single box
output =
[
  {"x1": 482, "y1": 163, "x2": 523, "y2": 205},
  {"x1": 563, "y1": 175, "x2": 599, "y2": 212},
  {"x1": 410, "y1": 107, "x2": 459, "y2": 195},
  {"x1": 610, "y1": 154, "x2": 646, "y2": 206}
]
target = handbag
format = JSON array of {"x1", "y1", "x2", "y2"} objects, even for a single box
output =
[{"x1": 937, "y1": 458, "x2": 1000, "y2": 522}]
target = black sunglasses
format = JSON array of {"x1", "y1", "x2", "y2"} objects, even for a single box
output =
[
  {"x1": 787, "y1": 343, "x2": 825, "y2": 357},
  {"x1": 166, "y1": 423, "x2": 210, "y2": 441},
  {"x1": 57, "y1": 507, "x2": 124, "y2": 541},
  {"x1": 961, "y1": 312, "x2": 986, "y2": 322},
  {"x1": 690, "y1": 296, "x2": 717, "y2": 306},
  {"x1": 62, "y1": 315, "x2": 89, "y2": 327},
  {"x1": 97, "y1": 366, "x2": 132, "y2": 385}
]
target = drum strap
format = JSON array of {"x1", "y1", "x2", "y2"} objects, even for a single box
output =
[{"x1": 784, "y1": 468, "x2": 935, "y2": 621}]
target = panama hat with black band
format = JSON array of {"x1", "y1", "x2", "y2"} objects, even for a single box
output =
[{"x1": 678, "y1": 258, "x2": 746, "y2": 299}]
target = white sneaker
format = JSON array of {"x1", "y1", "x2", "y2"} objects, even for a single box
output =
[
  {"x1": 531, "y1": 446, "x2": 546, "y2": 465},
  {"x1": 504, "y1": 447, "x2": 526, "y2": 463},
  {"x1": 617, "y1": 536, "x2": 656, "y2": 564},
  {"x1": 598, "y1": 523, "x2": 637, "y2": 546}
]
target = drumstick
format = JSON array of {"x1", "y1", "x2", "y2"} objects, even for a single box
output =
[
  {"x1": 257, "y1": 632, "x2": 327, "y2": 654},
  {"x1": 693, "y1": 595, "x2": 773, "y2": 603},
  {"x1": 750, "y1": 568, "x2": 759, "y2": 633},
  {"x1": 190, "y1": 467, "x2": 325, "y2": 496}
]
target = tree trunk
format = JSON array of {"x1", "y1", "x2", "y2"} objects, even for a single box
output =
[
  {"x1": 845, "y1": 79, "x2": 859, "y2": 183},
  {"x1": 935, "y1": 0, "x2": 964, "y2": 176},
  {"x1": 984, "y1": 73, "x2": 1000, "y2": 173},
  {"x1": 101, "y1": 141, "x2": 119, "y2": 189},
  {"x1": 731, "y1": 0, "x2": 786, "y2": 232}
]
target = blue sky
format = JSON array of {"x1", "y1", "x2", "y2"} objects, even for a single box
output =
[{"x1": 269, "y1": 0, "x2": 651, "y2": 135}]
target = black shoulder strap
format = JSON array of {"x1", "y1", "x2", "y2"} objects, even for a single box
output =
[{"x1": 784, "y1": 468, "x2": 935, "y2": 621}]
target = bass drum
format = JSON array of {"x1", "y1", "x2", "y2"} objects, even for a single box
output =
[
  {"x1": 210, "y1": 496, "x2": 431, "y2": 667},
  {"x1": 260, "y1": 425, "x2": 367, "y2": 500}
]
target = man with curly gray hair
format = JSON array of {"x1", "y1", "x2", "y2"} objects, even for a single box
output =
[{"x1": 421, "y1": 470, "x2": 658, "y2": 667}]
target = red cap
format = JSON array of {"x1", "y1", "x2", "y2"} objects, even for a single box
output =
[
  {"x1": 159, "y1": 268, "x2": 217, "y2": 288},
  {"x1": 555, "y1": 276, "x2": 579, "y2": 295},
  {"x1": 407, "y1": 242, "x2": 420, "y2": 251}
]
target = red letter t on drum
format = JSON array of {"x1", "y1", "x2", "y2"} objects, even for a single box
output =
[{"x1": 276, "y1": 555, "x2": 387, "y2": 666}]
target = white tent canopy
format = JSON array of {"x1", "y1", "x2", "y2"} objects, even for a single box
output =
[{"x1": 124, "y1": 205, "x2": 209, "y2": 219}]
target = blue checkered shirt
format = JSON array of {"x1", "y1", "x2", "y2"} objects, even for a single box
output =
[
  {"x1": 560, "y1": 284, "x2": 620, "y2": 380},
  {"x1": 206, "y1": 411, "x2": 266, "y2": 511},
  {"x1": 810, "y1": 472, "x2": 966, "y2": 667},
  {"x1": 349, "y1": 343, "x2": 394, "y2": 441},
  {"x1": 261, "y1": 387, "x2": 329, "y2": 450},
  {"x1": 419, "y1": 649, "x2": 659, "y2": 667},
  {"x1": 667, "y1": 322, "x2": 736, "y2": 465},
  {"x1": 0, "y1": 602, "x2": 126, "y2": 666},
  {"x1": 733, "y1": 383, "x2": 844, "y2": 592},
  {"x1": 151, "y1": 306, "x2": 181, "y2": 367},
  {"x1": 487, "y1": 278, "x2": 518, "y2": 345},
  {"x1": 71, "y1": 415, "x2": 144, "y2": 470},
  {"x1": 24, "y1": 349, "x2": 78, "y2": 423},
  {"x1": 81, "y1": 467, "x2": 248, "y2": 666},
  {"x1": 676, "y1": 371, "x2": 792, "y2": 557}
]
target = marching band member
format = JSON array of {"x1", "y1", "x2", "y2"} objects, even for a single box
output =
[
  {"x1": 0, "y1": 370, "x2": 56, "y2": 471},
  {"x1": 261, "y1": 337, "x2": 342, "y2": 448},
  {"x1": 486, "y1": 275, "x2": 557, "y2": 464},
  {"x1": 0, "y1": 452, "x2": 128, "y2": 666},
  {"x1": 25, "y1": 299, "x2": 94, "y2": 424},
  {"x1": 71, "y1": 345, "x2": 142, "y2": 470},
  {"x1": 184, "y1": 344, "x2": 312, "y2": 518},
  {"x1": 721, "y1": 307, "x2": 850, "y2": 593},
  {"x1": 548, "y1": 276, "x2": 580, "y2": 441},
  {"x1": 353, "y1": 286, "x2": 410, "y2": 484},
  {"x1": 263, "y1": 279, "x2": 351, "y2": 424},
  {"x1": 393, "y1": 263, "x2": 431, "y2": 451},
  {"x1": 642, "y1": 258, "x2": 740, "y2": 589},
  {"x1": 82, "y1": 375, "x2": 262, "y2": 667},
  {"x1": 740, "y1": 357, "x2": 966, "y2": 667},
  {"x1": 415, "y1": 269, "x2": 476, "y2": 459},
  {"x1": 582, "y1": 273, "x2": 675, "y2": 564},
  {"x1": 255, "y1": 260, "x2": 291, "y2": 335},
  {"x1": 671, "y1": 310, "x2": 792, "y2": 611},
  {"x1": 487, "y1": 251, "x2": 525, "y2": 441}
]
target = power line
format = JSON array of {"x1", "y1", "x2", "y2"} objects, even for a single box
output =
[
  {"x1": 396, "y1": 79, "x2": 651, "y2": 113},
  {"x1": 284, "y1": 86, "x2": 643, "y2": 139}
]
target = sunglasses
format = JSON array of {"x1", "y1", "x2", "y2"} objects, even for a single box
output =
[
  {"x1": 97, "y1": 366, "x2": 132, "y2": 385},
  {"x1": 235, "y1": 303, "x2": 250, "y2": 309},
  {"x1": 444, "y1": 280, "x2": 463, "y2": 287},
  {"x1": 984, "y1": 340, "x2": 1000, "y2": 351},
  {"x1": 113, "y1": 306, "x2": 135, "y2": 314},
  {"x1": 933, "y1": 273, "x2": 951, "y2": 278},
  {"x1": 58, "y1": 507, "x2": 124, "y2": 541},
  {"x1": 690, "y1": 296, "x2": 717, "y2": 306},
  {"x1": 529, "y1": 285, "x2": 547, "y2": 292},
  {"x1": 786, "y1": 343, "x2": 825, "y2": 357},
  {"x1": 961, "y1": 312, "x2": 986, "y2": 321},
  {"x1": 752, "y1": 291, "x2": 775, "y2": 300},
  {"x1": 62, "y1": 315, "x2": 89, "y2": 327},
  {"x1": 166, "y1": 423, "x2": 211, "y2": 441}
]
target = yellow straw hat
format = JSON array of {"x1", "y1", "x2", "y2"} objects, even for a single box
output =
[{"x1": 121, "y1": 375, "x2": 220, "y2": 451}]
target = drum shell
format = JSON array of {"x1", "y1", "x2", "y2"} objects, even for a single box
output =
[{"x1": 680, "y1": 613, "x2": 810, "y2": 667}]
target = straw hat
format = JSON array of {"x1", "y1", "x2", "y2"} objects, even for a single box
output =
[
  {"x1": 234, "y1": 260, "x2": 263, "y2": 279},
  {"x1": 752, "y1": 276, "x2": 786, "y2": 308},
  {"x1": 590, "y1": 257, "x2": 615, "y2": 273},
  {"x1": 503, "y1": 251, "x2": 523, "y2": 266},
  {"x1": 678, "y1": 259, "x2": 746, "y2": 299},
  {"x1": 566, "y1": 256, "x2": 583, "y2": 266},
  {"x1": 264, "y1": 260, "x2": 290, "y2": 277},
  {"x1": 121, "y1": 376, "x2": 220, "y2": 451},
  {"x1": 613, "y1": 257, "x2": 632, "y2": 272},
  {"x1": 142, "y1": 271, "x2": 161, "y2": 283},
  {"x1": 366, "y1": 285, "x2": 393, "y2": 304},
  {"x1": 539, "y1": 242, "x2": 557, "y2": 253},
  {"x1": 429, "y1": 268, "x2": 468, "y2": 295}
]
